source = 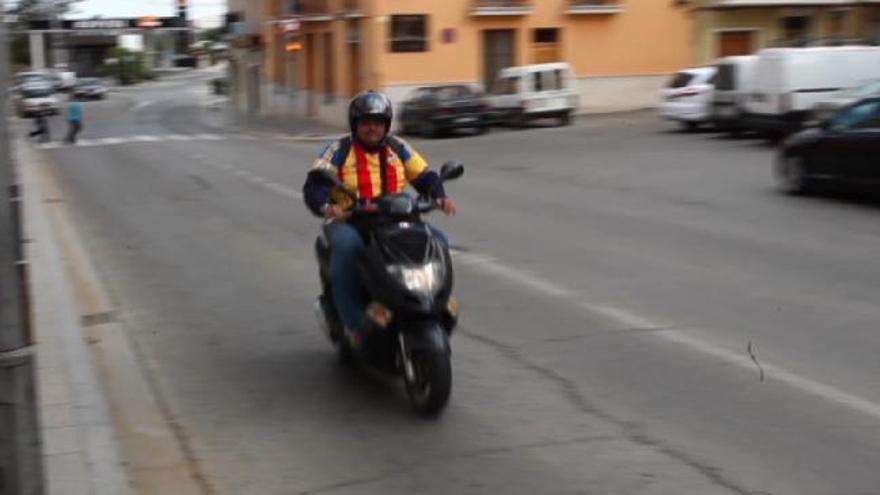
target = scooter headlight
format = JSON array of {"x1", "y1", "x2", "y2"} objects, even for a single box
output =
[{"x1": 387, "y1": 262, "x2": 444, "y2": 294}]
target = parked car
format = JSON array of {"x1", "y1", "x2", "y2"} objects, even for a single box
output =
[
  {"x1": 775, "y1": 97, "x2": 880, "y2": 194},
  {"x1": 73, "y1": 78, "x2": 108, "y2": 100},
  {"x1": 711, "y1": 55, "x2": 758, "y2": 134},
  {"x1": 14, "y1": 82, "x2": 60, "y2": 118},
  {"x1": 486, "y1": 62, "x2": 578, "y2": 127},
  {"x1": 12, "y1": 71, "x2": 52, "y2": 92},
  {"x1": 744, "y1": 46, "x2": 880, "y2": 135},
  {"x1": 659, "y1": 66, "x2": 717, "y2": 131},
  {"x1": 810, "y1": 79, "x2": 880, "y2": 124},
  {"x1": 399, "y1": 85, "x2": 489, "y2": 138}
]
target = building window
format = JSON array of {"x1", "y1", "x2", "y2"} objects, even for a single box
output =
[
  {"x1": 533, "y1": 28, "x2": 558, "y2": 43},
  {"x1": 782, "y1": 16, "x2": 811, "y2": 46},
  {"x1": 390, "y1": 15, "x2": 429, "y2": 53},
  {"x1": 532, "y1": 28, "x2": 561, "y2": 63}
]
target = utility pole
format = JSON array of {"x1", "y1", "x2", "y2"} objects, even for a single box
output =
[
  {"x1": 176, "y1": 0, "x2": 189, "y2": 61},
  {"x1": 0, "y1": 6, "x2": 44, "y2": 495}
]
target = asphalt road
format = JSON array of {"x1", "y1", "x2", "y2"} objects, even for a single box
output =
[{"x1": 30, "y1": 68, "x2": 880, "y2": 495}]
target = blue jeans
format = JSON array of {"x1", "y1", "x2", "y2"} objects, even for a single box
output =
[{"x1": 327, "y1": 221, "x2": 449, "y2": 330}]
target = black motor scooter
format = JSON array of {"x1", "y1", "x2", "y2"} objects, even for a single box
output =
[{"x1": 313, "y1": 162, "x2": 464, "y2": 416}]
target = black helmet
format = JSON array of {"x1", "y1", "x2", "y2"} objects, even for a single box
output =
[{"x1": 349, "y1": 90, "x2": 393, "y2": 135}]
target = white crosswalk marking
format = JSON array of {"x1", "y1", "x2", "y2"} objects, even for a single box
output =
[{"x1": 33, "y1": 130, "x2": 329, "y2": 150}]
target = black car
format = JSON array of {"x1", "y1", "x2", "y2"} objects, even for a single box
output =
[
  {"x1": 776, "y1": 97, "x2": 880, "y2": 194},
  {"x1": 73, "y1": 78, "x2": 107, "y2": 100},
  {"x1": 399, "y1": 85, "x2": 490, "y2": 138}
]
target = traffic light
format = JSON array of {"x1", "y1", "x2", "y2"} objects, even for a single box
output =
[{"x1": 177, "y1": 0, "x2": 188, "y2": 19}]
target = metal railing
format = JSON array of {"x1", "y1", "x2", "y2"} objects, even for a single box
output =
[
  {"x1": 289, "y1": 0, "x2": 331, "y2": 16},
  {"x1": 567, "y1": 0, "x2": 624, "y2": 14},
  {"x1": 770, "y1": 37, "x2": 878, "y2": 48},
  {"x1": 471, "y1": 0, "x2": 532, "y2": 15},
  {"x1": 342, "y1": 0, "x2": 361, "y2": 13}
]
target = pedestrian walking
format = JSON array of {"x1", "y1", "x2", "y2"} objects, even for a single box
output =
[
  {"x1": 65, "y1": 97, "x2": 83, "y2": 144},
  {"x1": 28, "y1": 111, "x2": 51, "y2": 143}
]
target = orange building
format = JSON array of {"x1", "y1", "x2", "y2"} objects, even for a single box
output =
[{"x1": 238, "y1": 0, "x2": 695, "y2": 126}]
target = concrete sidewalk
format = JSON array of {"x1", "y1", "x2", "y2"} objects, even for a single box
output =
[
  {"x1": 19, "y1": 135, "x2": 207, "y2": 494},
  {"x1": 20, "y1": 139, "x2": 132, "y2": 495}
]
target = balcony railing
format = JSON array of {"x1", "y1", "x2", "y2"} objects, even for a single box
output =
[
  {"x1": 567, "y1": 0, "x2": 624, "y2": 15},
  {"x1": 471, "y1": 0, "x2": 532, "y2": 16},
  {"x1": 289, "y1": 0, "x2": 333, "y2": 21},
  {"x1": 341, "y1": 0, "x2": 364, "y2": 17}
]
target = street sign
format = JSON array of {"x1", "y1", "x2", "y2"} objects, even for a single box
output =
[{"x1": 281, "y1": 18, "x2": 301, "y2": 34}]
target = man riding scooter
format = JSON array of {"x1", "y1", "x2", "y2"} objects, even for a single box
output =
[{"x1": 302, "y1": 91, "x2": 458, "y2": 349}]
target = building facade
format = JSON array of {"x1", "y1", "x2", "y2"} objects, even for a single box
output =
[
  {"x1": 694, "y1": 0, "x2": 880, "y2": 64},
  {"x1": 228, "y1": 0, "x2": 695, "y2": 126}
]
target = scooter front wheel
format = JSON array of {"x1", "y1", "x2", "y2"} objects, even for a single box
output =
[{"x1": 404, "y1": 349, "x2": 452, "y2": 417}]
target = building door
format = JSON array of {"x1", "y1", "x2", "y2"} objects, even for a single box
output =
[
  {"x1": 718, "y1": 31, "x2": 755, "y2": 57},
  {"x1": 483, "y1": 29, "x2": 515, "y2": 93},
  {"x1": 247, "y1": 64, "x2": 261, "y2": 113},
  {"x1": 323, "y1": 32, "x2": 335, "y2": 103},
  {"x1": 347, "y1": 20, "x2": 362, "y2": 96}
]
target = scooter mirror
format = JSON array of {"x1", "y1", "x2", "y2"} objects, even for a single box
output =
[{"x1": 440, "y1": 161, "x2": 465, "y2": 182}]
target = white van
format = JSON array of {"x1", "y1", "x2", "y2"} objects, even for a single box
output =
[
  {"x1": 711, "y1": 55, "x2": 758, "y2": 133},
  {"x1": 487, "y1": 63, "x2": 578, "y2": 127},
  {"x1": 744, "y1": 46, "x2": 880, "y2": 134}
]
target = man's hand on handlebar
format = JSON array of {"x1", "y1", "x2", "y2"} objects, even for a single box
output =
[
  {"x1": 322, "y1": 204, "x2": 349, "y2": 220},
  {"x1": 438, "y1": 197, "x2": 457, "y2": 216}
]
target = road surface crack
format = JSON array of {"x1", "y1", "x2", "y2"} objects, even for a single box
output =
[{"x1": 461, "y1": 330, "x2": 755, "y2": 495}]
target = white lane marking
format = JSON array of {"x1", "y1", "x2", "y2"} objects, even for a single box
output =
[
  {"x1": 164, "y1": 134, "x2": 194, "y2": 141},
  {"x1": 194, "y1": 133, "x2": 223, "y2": 141},
  {"x1": 455, "y1": 251, "x2": 880, "y2": 423},
  {"x1": 130, "y1": 135, "x2": 160, "y2": 142},
  {"x1": 455, "y1": 252, "x2": 574, "y2": 299},
  {"x1": 198, "y1": 163, "x2": 880, "y2": 421},
  {"x1": 97, "y1": 137, "x2": 126, "y2": 145},
  {"x1": 131, "y1": 100, "x2": 154, "y2": 112}
]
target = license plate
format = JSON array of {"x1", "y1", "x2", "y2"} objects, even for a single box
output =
[{"x1": 456, "y1": 116, "x2": 477, "y2": 124}]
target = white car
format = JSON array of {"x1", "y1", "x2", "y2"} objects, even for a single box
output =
[
  {"x1": 14, "y1": 82, "x2": 60, "y2": 118},
  {"x1": 659, "y1": 67, "x2": 717, "y2": 131}
]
